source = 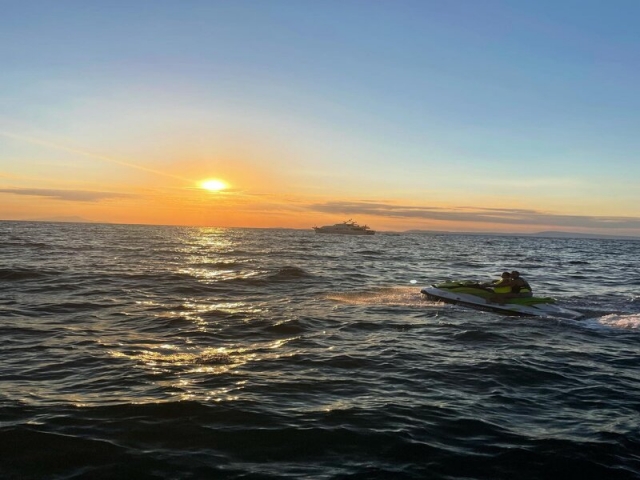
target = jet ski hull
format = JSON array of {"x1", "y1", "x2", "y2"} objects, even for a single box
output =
[{"x1": 422, "y1": 283, "x2": 584, "y2": 319}]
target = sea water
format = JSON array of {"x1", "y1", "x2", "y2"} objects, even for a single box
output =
[{"x1": 1, "y1": 221, "x2": 639, "y2": 479}]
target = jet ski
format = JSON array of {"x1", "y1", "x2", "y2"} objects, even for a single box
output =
[{"x1": 421, "y1": 280, "x2": 584, "y2": 319}]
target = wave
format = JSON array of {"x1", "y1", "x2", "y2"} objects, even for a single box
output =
[
  {"x1": 108, "y1": 347, "x2": 233, "y2": 369},
  {"x1": 267, "y1": 266, "x2": 312, "y2": 281},
  {"x1": 188, "y1": 261, "x2": 245, "y2": 269},
  {"x1": 355, "y1": 249, "x2": 385, "y2": 256},
  {"x1": 0, "y1": 240, "x2": 50, "y2": 249},
  {"x1": 0, "y1": 267, "x2": 61, "y2": 280},
  {"x1": 233, "y1": 266, "x2": 314, "y2": 285},
  {"x1": 453, "y1": 329, "x2": 511, "y2": 343},
  {"x1": 27, "y1": 301, "x2": 122, "y2": 314},
  {"x1": 265, "y1": 319, "x2": 306, "y2": 334}
]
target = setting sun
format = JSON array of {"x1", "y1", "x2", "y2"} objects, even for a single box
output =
[{"x1": 199, "y1": 179, "x2": 228, "y2": 192}]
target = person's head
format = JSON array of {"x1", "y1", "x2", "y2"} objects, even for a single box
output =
[
  {"x1": 501, "y1": 271, "x2": 510, "y2": 279},
  {"x1": 511, "y1": 271, "x2": 520, "y2": 278}
]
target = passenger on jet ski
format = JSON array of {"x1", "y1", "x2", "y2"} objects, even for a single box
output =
[
  {"x1": 510, "y1": 271, "x2": 532, "y2": 296},
  {"x1": 488, "y1": 271, "x2": 533, "y2": 304}
]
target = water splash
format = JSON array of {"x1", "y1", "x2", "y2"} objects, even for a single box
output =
[
  {"x1": 597, "y1": 313, "x2": 640, "y2": 330},
  {"x1": 326, "y1": 286, "x2": 433, "y2": 306}
]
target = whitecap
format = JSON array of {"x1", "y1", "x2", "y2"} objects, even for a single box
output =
[{"x1": 596, "y1": 313, "x2": 640, "y2": 330}]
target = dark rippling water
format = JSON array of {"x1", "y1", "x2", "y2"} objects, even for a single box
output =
[{"x1": 1, "y1": 221, "x2": 639, "y2": 480}]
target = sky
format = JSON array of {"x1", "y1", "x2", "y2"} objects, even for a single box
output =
[{"x1": 1, "y1": 0, "x2": 640, "y2": 234}]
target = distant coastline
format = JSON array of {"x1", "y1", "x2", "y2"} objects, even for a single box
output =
[{"x1": 403, "y1": 229, "x2": 640, "y2": 241}]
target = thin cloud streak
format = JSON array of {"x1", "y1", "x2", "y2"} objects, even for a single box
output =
[
  {"x1": 0, "y1": 188, "x2": 135, "y2": 202},
  {"x1": 0, "y1": 130, "x2": 192, "y2": 183},
  {"x1": 308, "y1": 201, "x2": 640, "y2": 230}
]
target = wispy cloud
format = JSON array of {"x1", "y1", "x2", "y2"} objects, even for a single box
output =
[
  {"x1": 308, "y1": 201, "x2": 640, "y2": 230},
  {"x1": 0, "y1": 188, "x2": 134, "y2": 202},
  {"x1": 0, "y1": 130, "x2": 192, "y2": 182}
]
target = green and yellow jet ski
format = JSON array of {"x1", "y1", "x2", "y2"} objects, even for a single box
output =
[{"x1": 422, "y1": 280, "x2": 584, "y2": 319}]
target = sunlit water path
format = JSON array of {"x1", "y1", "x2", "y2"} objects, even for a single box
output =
[{"x1": 1, "y1": 221, "x2": 639, "y2": 479}]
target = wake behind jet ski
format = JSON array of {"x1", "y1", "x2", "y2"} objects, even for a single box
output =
[{"x1": 421, "y1": 273, "x2": 584, "y2": 319}]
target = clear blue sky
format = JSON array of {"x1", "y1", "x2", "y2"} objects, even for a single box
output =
[{"x1": 1, "y1": 1, "x2": 639, "y2": 233}]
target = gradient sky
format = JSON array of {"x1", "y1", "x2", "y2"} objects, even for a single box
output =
[{"x1": 1, "y1": 0, "x2": 639, "y2": 234}]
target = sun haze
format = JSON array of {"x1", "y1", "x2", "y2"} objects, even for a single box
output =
[{"x1": 199, "y1": 179, "x2": 228, "y2": 192}]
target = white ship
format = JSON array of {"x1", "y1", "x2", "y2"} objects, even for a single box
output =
[{"x1": 312, "y1": 219, "x2": 375, "y2": 235}]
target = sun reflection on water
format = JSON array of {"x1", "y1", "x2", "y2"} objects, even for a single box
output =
[
  {"x1": 106, "y1": 227, "x2": 302, "y2": 402},
  {"x1": 113, "y1": 339, "x2": 294, "y2": 369}
]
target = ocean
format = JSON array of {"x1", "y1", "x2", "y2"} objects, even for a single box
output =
[{"x1": 1, "y1": 221, "x2": 639, "y2": 480}]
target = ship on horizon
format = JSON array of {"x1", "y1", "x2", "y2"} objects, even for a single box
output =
[{"x1": 312, "y1": 219, "x2": 375, "y2": 235}]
